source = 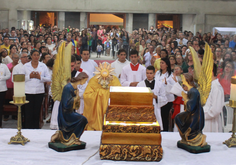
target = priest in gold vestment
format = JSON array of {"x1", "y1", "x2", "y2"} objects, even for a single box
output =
[{"x1": 83, "y1": 63, "x2": 121, "y2": 130}]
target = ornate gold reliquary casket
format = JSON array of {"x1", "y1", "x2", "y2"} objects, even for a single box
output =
[{"x1": 99, "y1": 87, "x2": 163, "y2": 161}]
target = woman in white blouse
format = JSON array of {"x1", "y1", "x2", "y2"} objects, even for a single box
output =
[
  {"x1": 23, "y1": 50, "x2": 51, "y2": 129},
  {"x1": 0, "y1": 55, "x2": 11, "y2": 127},
  {"x1": 154, "y1": 57, "x2": 175, "y2": 131},
  {"x1": 45, "y1": 37, "x2": 55, "y2": 52}
]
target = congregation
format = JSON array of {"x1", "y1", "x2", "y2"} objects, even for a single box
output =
[{"x1": 0, "y1": 25, "x2": 234, "y2": 133}]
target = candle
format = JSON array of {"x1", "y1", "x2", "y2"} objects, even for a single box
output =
[
  {"x1": 230, "y1": 76, "x2": 236, "y2": 101},
  {"x1": 13, "y1": 74, "x2": 25, "y2": 97}
]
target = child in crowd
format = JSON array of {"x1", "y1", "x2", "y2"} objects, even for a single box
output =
[{"x1": 96, "y1": 42, "x2": 103, "y2": 58}]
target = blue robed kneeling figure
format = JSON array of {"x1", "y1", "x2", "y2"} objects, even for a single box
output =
[
  {"x1": 49, "y1": 72, "x2": 88, "y2": 150},
  {"x1": 174, "y1": 73, "x2": 210, "y2": 153}
]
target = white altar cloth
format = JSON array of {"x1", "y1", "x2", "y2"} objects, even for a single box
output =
[{"x1": 0, "y1": 129, "x2": 235, "y2": 165}]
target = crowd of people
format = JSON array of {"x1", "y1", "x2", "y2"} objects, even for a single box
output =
[{"x1": 0, "y1": 24, "x2": 235, "y2": 132}]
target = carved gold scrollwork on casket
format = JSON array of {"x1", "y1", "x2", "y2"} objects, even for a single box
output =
[
  {"x1": 106, "y1": 105, "x2": 156, "y2": 122},
  {"x1": 103, "y1": 125, "x2": 160, "y2": 133},
  {"x1": 100, "y1": 144, "x2": 163, "y2": 161}
]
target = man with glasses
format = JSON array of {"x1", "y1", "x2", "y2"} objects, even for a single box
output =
[{"x1": 12, "y1": 52, "x2": 28, "y2": 77}]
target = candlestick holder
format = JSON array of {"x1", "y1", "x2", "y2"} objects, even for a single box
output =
[
  {"x1": 8, "y1": 96, "x2": 30, "y2": 145},
  {"x1": 8, "y1": 74, "x2": 30, "y2": 146},
  {"x1": 223, "y1": 100, "x2": 236, "y2": 147}
]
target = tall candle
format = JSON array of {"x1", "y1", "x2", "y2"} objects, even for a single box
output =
[
  {"x1": 230, "y1": 76, "x2": 236, "y2": 101},
  {"x1": 13, "y1": 74, "x2": 25, "y2": 97},
  {"x1": 14, "y1": 82, "x2": 25, "y2": 97}
]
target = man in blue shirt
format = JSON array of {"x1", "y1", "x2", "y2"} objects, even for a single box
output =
[{"x1": 229, "y1": 35, "x2": 236, "y2": 49}]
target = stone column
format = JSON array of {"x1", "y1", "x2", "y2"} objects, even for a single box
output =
[
  {"x1": 80, "y1": 12, "x2": 87, "y2": 31},
  {"x1": 58, "y1": 12, "x2": 65, "y2": 30},
  {"x1": 9, "y1": 9, "x2": 17, "y2": 29},
  {"x1": 194, "y1": 13, "x2": 205, "y2": 34},
  {"x1": 125, "y1": 13, "x2": 133, "y2": 33},
  {"x1": 148, "y1": 14, "x2": 156, "y2": 30},
  {"x1": 182, "y1": 14, "x2": 196, "y2": 33}
]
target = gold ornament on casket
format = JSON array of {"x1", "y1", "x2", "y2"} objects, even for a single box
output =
[{"x1": 99, "y1": 86, "x2": 163, "y2": 161}]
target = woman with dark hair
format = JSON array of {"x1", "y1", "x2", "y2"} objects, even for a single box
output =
[
  {"x1": 53, "y1": 35, "x2": 59, "y2": 46},
  {"x1": 51, "y1": 72, "x2": 88, "y2": 144},
  {"x1": 46, "y1": 37, "x2": 55, "y2": 52},
  {"x1": 174, "y1": 48, "x2": 181, "y2": 55},
  {"x1": 223, "y1": 52, "x2": 233, "y2": 61},
  {"x1": 154, "y1": 57, "x2": 175, "y2": 131},
  {"x1": 0, "y1": 53, "x2": 11, "y2": 127},
  {"x1": 139, "y1": 47, "x2": 149, "y2": 64},
  {"x1": 9, "y1": 44, "x2": 17, "y2": 59},
  {"x1": 182, "y1": 51, "x2": 194, "y2": 73},
  {"x1": 80, "y1": 30, "x2": 88, "y2": 55},
  {"x1": 29, "y1": 35, "x2": 35, "y2": 49},
  {"x1": 23, "y1": 50, "x2": 51, "y2": 129},
  {"x1": 122, "y1": 31, "x2": 130, "y2": 57},
  {"x1": 111, "y1": 30, "x2": 118, "y2": 59},
  {"x1": 139, "y1": 39, "x2": 146, "y2": 57},
  {"x1": 34, "y1": 41, "x2": 41, "y2": 51},
  {"x1": 170, "y1": 41, "x2": 178, "y2": 54},
  {"x1": 160, "y1": 49, "x2": 168, "y2": 58},
  {"x1": 217, "y1": 61, "x2": 235, "y2": 101},
  {"x1": 0, "y1": 48, "x2": 12, "y2": 65},
  {"x1": 169, "y1": 55, "x2": 176, "y2": 71}
]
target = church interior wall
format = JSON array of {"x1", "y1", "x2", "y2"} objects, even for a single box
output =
[
  {"x1": 205, "y1": 14, "x2": 236, "y2": 33},
  {"x1": 65, "y1": 12, "x2": 80, "y2": 29}
]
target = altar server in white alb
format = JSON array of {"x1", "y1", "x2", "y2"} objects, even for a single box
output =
[
  {"x1": 74, "y1": 55, "x2": 89, "y2": 115},
  {"x1": 155, "y1": 57, "x2": 175, "y2": 131},
  {"x1": 137, "y1": 66, "x2": 166, "y2": 130},
  {"x1": 203, "y1": 64, "x2": 224, "y2": 132},
  {"x1": 111, "y1": 49, "x2": 130, "y2": 80},
  {"x1": 167, "y1": 65, "x2": 185, "y2": 132},
  {"x1": 120, "y1": 49, "x2": 146, "y2": 87},
  {"x1": 80, "y1": 49, "x2": 98, "y2": 81},
  {"x1": 0, "y1": 57, "x2": 11, "y2": 127},
  {"x1": 23, "y1": 50, "x2": 51, "y2": 129}
]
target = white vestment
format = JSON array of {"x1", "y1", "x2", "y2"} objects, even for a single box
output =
[
  {"x1": 155, "y1": 71, "x2": 175, "y2": 102},
  {"x1": 120, "y1": 63, "x2": 146, "y2": 86},
  {"x1": 111, "y1": 59, "x2": 130, "y2": 80},
  {"x1": 137, "y1": 80, "x2": 166, "y2": 130},
  {"x1": 75, "y1": 70, "x2": 89, "y2": 114},
  {"x1": 203, "y1": 79, "x2": 224, "y2": 132},
  {"x1": 80, "y1": 59, "x2": 98, "y2": 81},
  {"x1": 50, "y1": 100, "x2": 60, "y2": 130},
  {"x1": 169, "y1": 82, "x2": 185, "y2": 132}
]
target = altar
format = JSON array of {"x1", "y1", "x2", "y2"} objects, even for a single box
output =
[{"x1": 0, "y1": 129, "x2": 235, "y2": 165}]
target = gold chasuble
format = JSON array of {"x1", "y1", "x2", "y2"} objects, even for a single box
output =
[
  {"x1": 83, "y1": 76, "x2": 121, "y2": 130},
  {"x1": 83, "y1": 63, "x2": 121, "y2": 131}
]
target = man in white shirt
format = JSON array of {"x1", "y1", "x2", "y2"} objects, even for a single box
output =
[
  {"x1": 12, "y1": 52, "x2": 28, "y2": 78},
  {"x1": 111, "y1": 49, "x2": 130, "y2": 80},
  {"x1": 176, "y1": 32, "x2": 188, "y2": 46},
  {"x1": 143, "y1": 45, "x2": 154, "y2": 68},
  {"x1": 120, "y1": 49, "x2": 146, "y2": 86},
  {"x1": 203, "y1": 64, "x2": 224, "y2": 132},
  {"x1": 80, "y1": 49, "x2": 98, "y2": 81}
]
